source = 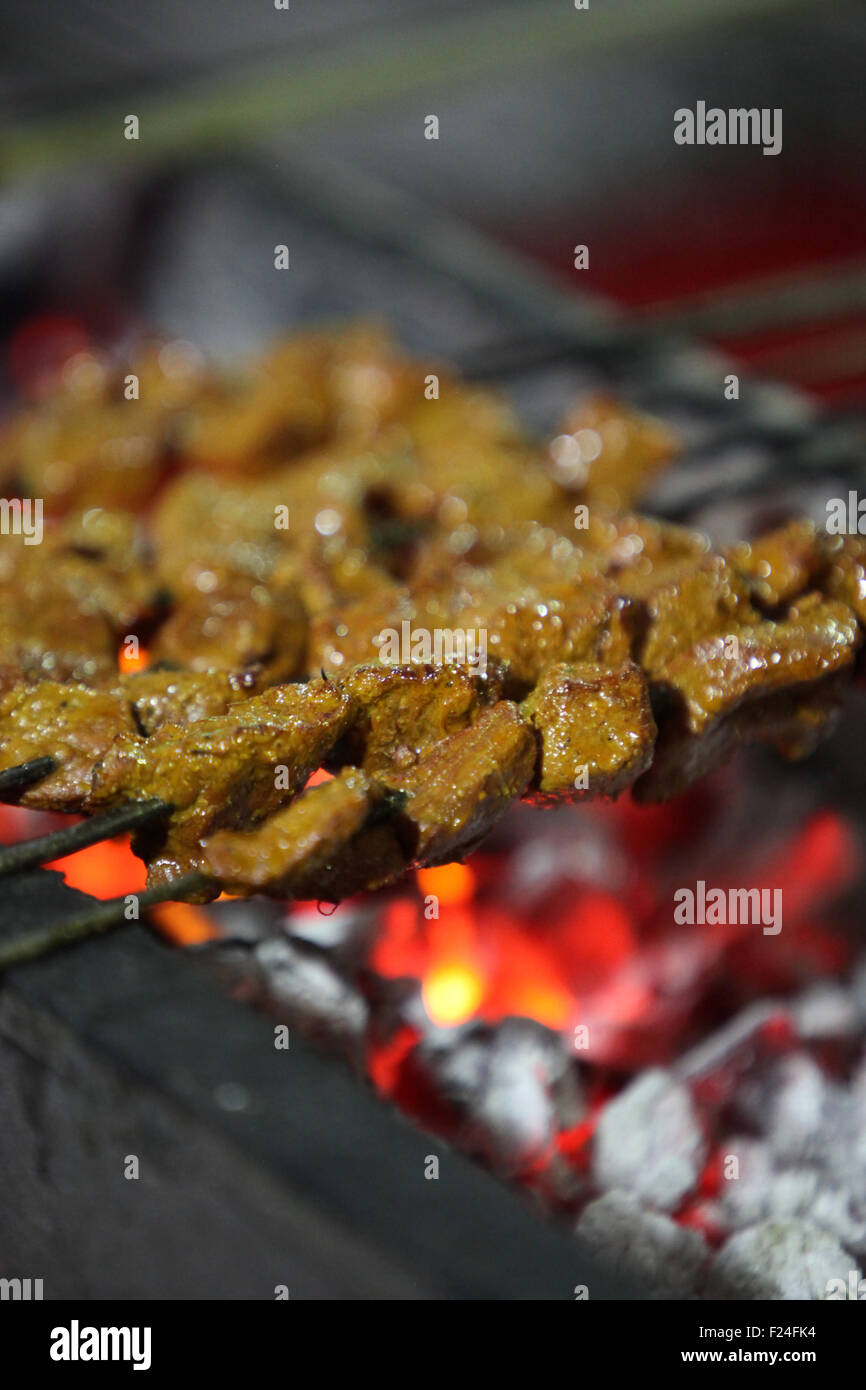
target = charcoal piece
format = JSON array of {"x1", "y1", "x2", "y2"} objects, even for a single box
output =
[
  {"x1": 576, "y1": 1190, "x2": 707, "y2": 1300},
  {"x1": 593, "y1": 1069, "x2": 705, "y2": 1211},
  {"x1": 252, "y1": 936, "x2": 368, "y2": 1054},
  {"x1": 707, "y1": 1220, "x2": 859, "y2": 1301}
]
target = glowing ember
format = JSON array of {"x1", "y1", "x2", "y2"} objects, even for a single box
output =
[
  {"x1": 117, "y1": 643, "x2": 151, "y2": 675},
  {"x1": 149, "y1": 902, "x2": 219, "y2": 946},
  {"x1": 46, "y1": 835, "x2": 147, "y2": 899},
  {"x1": 423, "y1": 959, "x2": 484, "y2": 1025}
]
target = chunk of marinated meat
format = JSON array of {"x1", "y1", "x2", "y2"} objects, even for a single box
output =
[
  {"x1": 635, "y1": 678, "x2": 848, "y2": 803},
  {"x1": 650, "y1": 597, "x2": 859, "y2": 735},
  {"x1": 823, "y1": 534, "x2": 866, "y2": 628},
  {"x1": 150, "y1": 579, "x2": 307, "y2": 683},
  {"x1": 1, "y1": 509, "x2": 159, "y2": 633},
  {"x1": 727, "y1": 519, "x2": 826, "y2": 611},
  {"x1": 521, "y1": 661, "x2": 656, "y2": 801},
  {"x1": 0, "y1": 396, "x2": 173, "y2": 515},
  {"x1": 333, "y1": 662, "x2": 503, "y2": 772},
  {"x1": 204, "y1": 767, "x2": 379, "y2": 896},
  {"x1": 634, "y1": 598, "x2": 860, "y2": 800},
  {"x1": 0, "y1": 580, "x2": 118, "y2": 687},
  {"x1": 0, "y1": 681, "x2": 135, "y2": 810},
  {"x1": 265, "y1": 700, "x2": 536, "y2": 901},
  {"x1": 553, "y1": 394, "x2": 679, "y2": 510},
  {"x1": 119, "y1": 668, "x2": 257, "y2": 734},
  {"x1": 90, "y1": 679, "x2": 355, "y2": 893},
  {"x1": 633, "y1": 556, "x2": 759, "y2": 676},
  {"x1": 385, "y1": 700, "x2": 536, "y2": 865}
]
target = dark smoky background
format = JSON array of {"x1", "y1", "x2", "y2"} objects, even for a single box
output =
[{"x1": 0, "y1": 0, "x2": 864, "y2": 407}]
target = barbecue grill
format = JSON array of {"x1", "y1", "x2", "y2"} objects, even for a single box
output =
[{"x1": 1, "y1": 150, "x2": 865, "y2": 1302}]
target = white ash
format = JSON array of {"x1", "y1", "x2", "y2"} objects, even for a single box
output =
[
  {"x1": 253, "y1": 937, "x2": 368, "y2": 1048},
  {"x1": 594, "y1": 1069, "x2": 705, "y2": 1211},
  {"x1": 791, "y1": 983, "x2": 858, "y2": 1040},
  {"x1": 505, "y1": 810, "x2": 627, "y2": 908},
  {"x1": 717, "y1": 1138, "x2": 776, "y2": 1230},
  {"x1": 576, "y1": 1190, "x2": 707, "y2": 1300},
  {"x1": 819, "y1": 1055, "x2": 866, "y2": 1213},
  {"x1": 718, "y1": 1138, "x2": 866, "y2": 1256},
  {"x1": 736, "y1": 1053, "x2": 830, "y2": 1163},
  {"x1": 708, "y1": 1220, "x2": 859, "y2": 1301},
  {"x1": 417, "y1": 1018, "x2": 582, "y2": 1176}
]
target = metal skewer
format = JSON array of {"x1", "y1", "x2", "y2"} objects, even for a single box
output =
[
  {"x1": 0, "y1": 869, "x2": 211, "y2": 970},
  {"x1": 0, "y1": 756, "x2": 57, "y2": 795},
  {"x1": 0, "y1": 798, "x2": 171, "y2": 878}
]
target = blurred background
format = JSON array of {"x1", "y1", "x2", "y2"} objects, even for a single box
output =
[{"x1": 0, "y1": 0, "x2": 864, "y2": 404}]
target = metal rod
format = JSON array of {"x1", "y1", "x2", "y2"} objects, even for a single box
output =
[
  {"x1": 0, "y1": 798, "x2": 171, "y2": 878},
  {"x1": 0, "y1": 756, "x2": 57, "y2": 795},
  {"x1": 0, "y1": 870, "x2": 211, "y2": 970}
]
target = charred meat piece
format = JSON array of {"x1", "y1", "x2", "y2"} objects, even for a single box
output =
[
  {"x1": 635, "y1": 677, "x2": 848, "y2": 803},
  {"x1": 0, "y1": 681, "x2": 135, "y2": 810},
  {"x1": 0, "y1": 396, "x2": 173, "y2": 516},
  {"x1": 0, "y1": 579, "x2": 119, "y2": 689},
  {"x1": 204, "y1": 767, "x2": 380, "y2": 897},
  {"x1": 150, "y1": 578, "x2": 307, "y2": 684},
  {"x1": 333, "y1": 662, "x2": 503, "y2": 773},
  {"x1": 522, "y1": 661, "x2": 656, "y2": 802},
  {"x1": 823, "y1": 534, "x2": 866, "y2": 629},
  {"x1": 635, "y1": 597, "x2": 860, "y2": 800},
  {"x1": 632, "y1": 556, "x2": 759, "y2": 676},
  {"x1": 553, "y1": 394, "x2": 679, "y2": 510},
  {"x1": 385, "y1": 700, "x2": 536, "y2": 865},
  {"x1": 727, "y1": 519, "x2": 826, "y2": 611},
  {"x1": 651, "y1": 596, "x2": 860, "y2": 734},
  {"x1": 90, "y1": 678, "x2": 355, "y2": 893},
  {"x1": 119, "y1": 668, "x2": 257, "y2": 734}
]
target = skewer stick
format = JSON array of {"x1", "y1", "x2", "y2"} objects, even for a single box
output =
[
  {"x1": 0, "y1": 756, "x2": 57, "y2": 795},
  {"x1": 0, "y1": 870, "x2": 211, "y2": 970},
  {"x1": 0, "y1": 798, "x2": 171, "y2": 878}
]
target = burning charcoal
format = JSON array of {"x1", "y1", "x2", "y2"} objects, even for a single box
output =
[
  {"x1": 707, "y1": 1220, "x2": 860, "y2": 1301},
  {"x1": 718, "y1": 1140, "x2": 866, "y2": 1256},
  {"x1": 418, "y1": 1018, "x2": 580, "y2": 1177},
  {"x1": 716, "y1": 1138, "x2": 776, "y2": 1231},
  {"x1": 415, "y1": 1026, "x2": 491, "y2": 1112},
  {"x1": 252, "y1": 937, "x2": 368, "y2": 1053},
  {"x1": 593, "y1": 1069, "x2": 705, "y2": 1211},
  {"x1": 505, "y1": 805, "x2": 628, "y2": 907},
  {"x1": 463, "y1": 1057, "x2": 556, "y2": 1177},
  {"x1": 576, "y1": 1190, "x2": 708, "y2": 1300},
  {"x1": 738, "y1": 1054, "x2": 829, "y2": 1164},
  {"x1": 481, "y1": 1018, "x2": 584, "y2": 1135},
  {"x1": 821, "y1": 1056, "x2": 866, "y2": 1215}
]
